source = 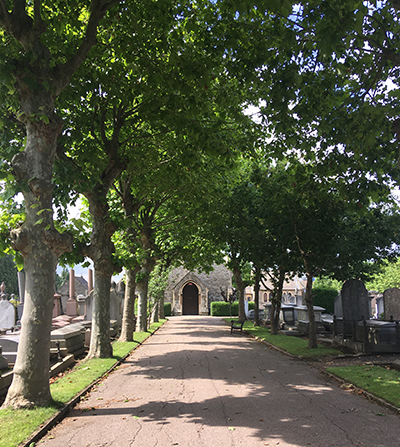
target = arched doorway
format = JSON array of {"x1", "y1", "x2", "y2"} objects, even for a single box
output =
[{"x1": 182, "y1": 283, "x2": 199, "y2": 315}]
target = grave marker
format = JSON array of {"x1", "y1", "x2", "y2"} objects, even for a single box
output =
[{"x1": 383, "y1": 287, "x2": 400, "y2": 320}]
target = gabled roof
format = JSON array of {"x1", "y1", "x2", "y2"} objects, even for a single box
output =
[{"x1": 76, "y1": 276, "x2": 88, "y2": 288}]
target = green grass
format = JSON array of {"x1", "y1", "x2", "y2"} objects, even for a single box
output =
[
  {"x1": 227, "y1": 319, "x2": 341, "y2": 358},
  {"x1": 0, "y1": 320, "x2": 166, "y2": 447},
  {"x1": 326, "y1": 365, "x2": 400, "y2": 409}
]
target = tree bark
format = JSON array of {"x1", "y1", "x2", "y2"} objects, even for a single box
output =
[
  {"x1": 87, "y1": 271, "x2": 113, "y2": 358},
  {"x1": 159, "y1": 292, "x2": 165, "y2": 320},
  {"x1": 136, "y1": 270, "x2": 149, "y2": 333},
  {"x1": 270, "y1": 270, "x2": 285, "y2": 335},
  {"x1": 304, "y1": 271, "x2": 317, "y2": 349},
  {"x1": 233, "y1": 265, "x2": 246, "y2": 322},
  {"x1": 119, "y1": 268, "x2": 138, "y2": 342},
  {"x1": 0, "y1": 0, "x2": 119, "y2": 409},
  {"x1": 2, "y1": 109, "x2": 72, "y2": 409},
  {"x1": 85, "y1": 188, "x2": 121, "y2": 358},
  {"x1": 3, "y1": 248, "x2": 58, "y2": 408},
  {"x1": 152, "y1": 301, "x2": 159, "y2": 323},
  {"x1": 253, "y1": 265, "x2": 261, "y2": 326}
]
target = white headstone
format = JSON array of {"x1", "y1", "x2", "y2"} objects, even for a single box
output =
[{"x1": 0, "y1": 300, "x2": 15, "y2": 330}]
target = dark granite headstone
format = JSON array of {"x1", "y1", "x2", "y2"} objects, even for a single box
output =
[{"x1": 383, "y1": 287, "x2": 400, "y2": 321}]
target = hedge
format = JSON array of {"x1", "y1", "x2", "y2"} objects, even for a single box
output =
[
  {"x1": 312, "y1": 286, "x2": 338, "y2": 314},
  {"x1": 164, "y1": 302, "x2": 172, "y2": 317},
  {"x1": 210, "y1": 300, "x2": 254, "y2": 316}
]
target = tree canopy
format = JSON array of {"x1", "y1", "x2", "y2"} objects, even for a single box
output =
[{"x1": 2, "y1": 0, "x2": 400, "y2": 409}]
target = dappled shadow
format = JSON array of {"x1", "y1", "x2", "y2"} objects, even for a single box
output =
[{"x1": 42, "y1": 317, "x2": 400, "y2": 447}]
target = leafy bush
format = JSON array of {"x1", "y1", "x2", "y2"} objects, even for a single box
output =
[
  {"x1": 164, "y1": 302, "x2": 172, "y2": 317},
  {"x1": 210, "y1": 300, "x2": 254, "y2": 316},
  {"x1": 312, "y1": 286, "x2": 338, "y2": 314},
  {"x1": 211, "y1": 301, "x2": 234, "y2": 316}
]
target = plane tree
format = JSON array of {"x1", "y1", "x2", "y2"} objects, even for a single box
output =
[
  {"x1": 256, "y1": 2, "x2": 400, "y2": 194},
  {"x1": 0, "y1": 0, "x2": 325, "y2": 407},
  {"x1": 0, "y1": 0, "x2": 124, "y2": 409},
  {"x1": 110, "y1": 125, "x2": 251, "y2": 336},
  {"x1": 263, "y1": 161, "x2": 400, "y2": 348},
  {"x1": 245, "y1": 165, "x2": 303, "y2": 333},
  {"x1": 53, "y1": 0, "x2": 269, "y2": 347},
  {"x1": 366, "y1": 259, "x2": 400, "y2": 293},
  {"x1": 206, "y1": 162, "x2": 258, "y2": 323}
]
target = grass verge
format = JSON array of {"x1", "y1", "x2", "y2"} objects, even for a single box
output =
[
  {"x1": 326, "y1": 365, "x2": 400, "y2": 409},
  {"x1": 226, "y1": 319, "x2": 341, "y2": 358},
  {"x1": 0, "y1": 320, "x2": 166, "y2": 447}
]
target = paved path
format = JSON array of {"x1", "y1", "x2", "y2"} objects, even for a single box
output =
[{"x1": 40, "y1": 317, "x2": 400, "y2": 447}]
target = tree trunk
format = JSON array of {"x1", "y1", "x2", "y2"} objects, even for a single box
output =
[
  {"x1": 233, "y1": 265, "x2": 246, "y2": 322},
  {"x1": 152, "y1": 301, "x2": 159, "y2": 323},
  {"x1": 136, "y1": 271, "x2": 149, "y2": 333},
  {"x1": 3, "y1": 253, "x2": 56, "y2": 408},
  {"x1": 253, "y1": 266, "x2": 261, "y2": 326},
  {"x1": 119, "y1": 268, "x2": 138, "y2": 342},
  {"x1": 2, "y1": 112, "x2": 72, "y2": 408},
  {"x1": 87, "y1": 271, "x2": 113, "y2": 358},
  {"x1": 159, "y1": 292, "x2": 165, "y2": 320},
  {"x1": 85, "y1": 189, "x2": 120, "y2": 358},
  {"x1": 304, "y1": 271, "x2": 317, "y2": 349},
  {"x1": 270, "y1": 270, "x2": 285, "y2": 335}
]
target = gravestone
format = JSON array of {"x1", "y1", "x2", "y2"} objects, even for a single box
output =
[
  {"x1": 376, "y1": 295, "x2": 384, "y2": 319},
  {"x1": 0, "y1": 346, "x2": 8, "y2": 370},
  {"x1": 85, "y1": 289, "x2": 122, "y2": 326},
  {"x1": 53, "y1": 292, "x2": 62, "y2": 318},
  {"x1": 110, "y1": 289, "x2": 122, "y2": 325},
  {"x1": 0, "y1": 299, "x2": 15, "y2": 330},
  {"x1": 0, "y1": 334, "x2": 19, "y2": 363},
  {"x1": 341, "y1": 279, "x2": 370, "y2": 336},
  {"x1": 383, "y1": 287, "x2": 400, "y2": 320},
  {"x1": 77, "y1": 294, "x2": 86, "y2": 316},
  {"x1": 334, "y1": 294, "x2": 342, "y2": 318}
]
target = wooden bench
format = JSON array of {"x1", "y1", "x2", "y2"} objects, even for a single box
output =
[{"x1": 230, "y1": 320, "x2": 244, "y2": 334}]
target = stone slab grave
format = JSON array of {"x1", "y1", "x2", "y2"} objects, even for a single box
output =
[
  {"x1": 0, "y1": 299, "x2": 15, "y2": 331},
  {"x1": 341, "y1": 279, "x2": 370, "y2": 337},
  {"x1": 0, "y1": 333, "x2": 19, "y2": 363},
  {"x1": 52, "y1": 314, "x2": 73, "y2": 329},
  {"x1": 50, "y1": 322, "x2": 88, "y2": 358},
  {"x1": 383, "y1": 287, "x2": 400, "y2": 321}
]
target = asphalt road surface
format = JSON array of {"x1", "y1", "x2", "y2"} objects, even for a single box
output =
[{"x1": 39, "y1": 316, "x2": 400, "y2": 447}]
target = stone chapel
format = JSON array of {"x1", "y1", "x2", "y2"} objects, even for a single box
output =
[{"x1": 164, "y1": 264, "x2": 233, "y2": 316}]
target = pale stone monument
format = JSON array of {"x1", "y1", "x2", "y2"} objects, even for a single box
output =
[
  {"x1": 85, "y1": 289, "x2": 123, "y2": 326},
  {"x1": 53, "y1": 292, "x2": 62, "y2": 318},
  {"x1": 334, "y1": 294, "x2": 342, "y2": 318},
  {"x1": 0, "y1": 298, "x2": 15, "y2": 331},
  {"x1": 383, "y1": 287, "x2": 400, "y2": 320},
  {"x1": 66, "y1": 269, "x2": 78, "y2": 316}
]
